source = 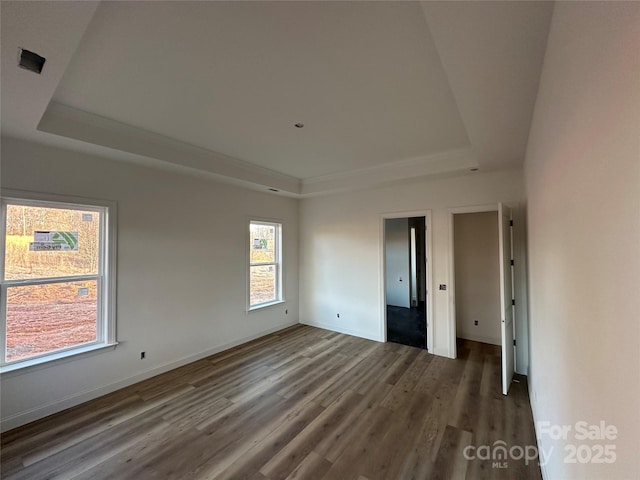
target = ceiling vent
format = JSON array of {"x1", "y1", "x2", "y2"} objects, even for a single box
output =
[{"x1": 18, "y1": 48, "x2": 46, "y2": 74}]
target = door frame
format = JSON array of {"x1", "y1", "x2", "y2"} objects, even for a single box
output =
[
  {"x1": 498, "y1": 202, "x2": 515, "y2": 395},
  {"x1": 447, "y1": 204, "x2": 500, "y2": 359},
  {"x1": 380, "y1": 210, "x2": 433, "y2": 352}
]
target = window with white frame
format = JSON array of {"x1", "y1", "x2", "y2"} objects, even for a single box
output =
[
  {"x1": 1, "y1": 192, "x2": 116, "y2": 369},
  {"x1": 249, "y1": 220, "x2": 282, "y2": 309}
]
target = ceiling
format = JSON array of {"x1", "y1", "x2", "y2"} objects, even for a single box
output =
[{"x1": 1, "y1": 1, "x2": 554, "y2": 196}]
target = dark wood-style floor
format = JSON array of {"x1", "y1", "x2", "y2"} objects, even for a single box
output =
[{"x1": 0, "y1": 325, "x2": 541, "y2": 480}]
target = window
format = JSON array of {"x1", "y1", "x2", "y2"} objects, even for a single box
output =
[
  {"x1": 249, "y1": 220, "x2": 282, "y2": 309},
  {"x1": 1, "y1": 191, "x2": 116, "y2": 370}
]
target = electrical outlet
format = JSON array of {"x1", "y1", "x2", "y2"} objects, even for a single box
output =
[
  {"x1": 337, "y1": 313, "x2": 340, "y2": 318},
  {"x1": 140, "y1": 351, "x2": 146, "y2": 360},
  {"x1": 474, "y1": 320, "x2": 479, "y2": 326},
  {"x1": 439, "y1": 284, "x2": 447, "y2": 291}
]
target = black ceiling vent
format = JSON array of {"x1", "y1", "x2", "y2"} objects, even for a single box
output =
[{"x1": 18, "y1": 48, "x2": 46, "y2": 74}]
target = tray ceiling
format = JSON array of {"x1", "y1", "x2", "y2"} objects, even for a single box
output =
[{"x1": 1, "y1": 1, "x2": 554, "y2": 196}]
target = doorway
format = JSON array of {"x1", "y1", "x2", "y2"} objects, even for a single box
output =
[
  {"x1": 449, "y1": 204, "x2": 515, "y2": 395},
  {"x1": 453, "y1": 212, "x2": 501, "y2": 347},
  {"x1": 384, "y1": 216, "x2": 427, "y2": 349}
]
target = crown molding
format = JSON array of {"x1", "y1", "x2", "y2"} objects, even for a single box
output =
[
  {"x1": 38, "y1": 102, "x2": 302, "y2": 195},
  {"x1": 37, "y1": 103, "x2": 478, "y2": 197},
  {"x1": 300, "y1": 147, "x2": 477, "y2": 196}
]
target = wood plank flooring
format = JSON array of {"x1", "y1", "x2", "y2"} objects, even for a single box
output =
[{"x1": 0, "y1": 325, "x2": 542, "y2": 480}]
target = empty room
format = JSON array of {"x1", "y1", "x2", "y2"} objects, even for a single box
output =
[{"x1": 0, "y1": 1, "x2": 638, "y2": 479}]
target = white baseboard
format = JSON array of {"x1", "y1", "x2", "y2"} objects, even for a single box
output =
[
  {"x1": 301, "y1": 320, "x2": 455, "y2": 361},
  {"x1": 0, "y1": 321, "x2": 298, "y2": 432},
  {"x1": 299, "y1": 319, "x2": 382, "y2": 342},
  {"x1": 527, "y1": 375, "x2": 548, "y2": 480},
  {"x1": 431, "y1": 346, "x2": 452, "y2": 358}
]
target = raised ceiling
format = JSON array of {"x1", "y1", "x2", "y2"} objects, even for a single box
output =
[{"x1": 1, "y1": 1, "x2": 554, "y2": 196}]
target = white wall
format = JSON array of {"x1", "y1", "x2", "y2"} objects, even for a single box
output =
[
  {"x1": 524, "y1": 2, "x2": 640, "y2": 478},
  {"x1": 454, "y1": 212, "x2": 500, "y2": 346},
  {"x1": 299, "y1": 168, "x2": 529, "y2": 370},
  {"x1": 384, "y1": 218, "x2": 410, "y2": 308},
  {"x1": 0, "y1": 137, "x2": 299, "y2": 431}
]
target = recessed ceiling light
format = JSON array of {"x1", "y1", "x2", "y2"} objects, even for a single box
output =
[
  {"x1": 18, "y1": 48, "x2": 46, "y2": 74},
  {"x1": 294, "y1": 123, "x2": 304, "y2": 128}
]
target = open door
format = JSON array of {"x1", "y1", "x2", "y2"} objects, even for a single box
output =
[{"x1": 498, "y1": 203, "x2": 515, "y2": 395}]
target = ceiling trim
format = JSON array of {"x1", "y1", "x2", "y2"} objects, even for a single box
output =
[
  {"x1": 38, "y1": 102, "x2": 302, "y2": 195},
  {"x1": 37, "y1": 102, "x2": 481, "y2": 197},
  {"x1": 300, "y1": 147, "x2": 477, "y2": 196}
]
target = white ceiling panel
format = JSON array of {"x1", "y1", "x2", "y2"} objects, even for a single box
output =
[{"x1": 1, "y1": 1, "x2": 554, "y2": 195}]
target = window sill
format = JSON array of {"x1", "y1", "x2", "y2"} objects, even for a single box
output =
[
  {"x1": 248, "y1": 300, "x2": 286, "y2": 313},
  {"x1": 0, "y1": 342, "x2": 118, "y2": 377}
]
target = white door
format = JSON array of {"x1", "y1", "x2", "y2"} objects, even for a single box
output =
[{"x1": 498, "y1": 203, "x2": 515, "y2": 395}]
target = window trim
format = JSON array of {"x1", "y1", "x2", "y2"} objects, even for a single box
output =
[
  {"x1": 0, "y1": 189, "x2": 117, "y2": 373},
  {"x1": 248, "y1": 218, "x2": 283, "y2": 311}
]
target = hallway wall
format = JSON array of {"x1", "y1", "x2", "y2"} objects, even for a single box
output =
[
  {"x1": 524, "y1": 2, "x2": 640, "y2": 478},
  {"x1": 384, "y1": 218, "x2": 410, "y2": 308}
]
